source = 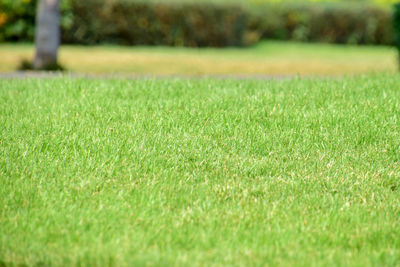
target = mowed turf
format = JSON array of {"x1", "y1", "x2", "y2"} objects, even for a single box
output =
[
  {"x1": 0, "y1": 41, "x2": 397, "y2": 75},
  {"x1": 1, "y1": 75, "x2": 400, "y2": 266}
]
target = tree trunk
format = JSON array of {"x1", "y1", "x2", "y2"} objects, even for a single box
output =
[{"x1": 33, "y1": 0, "x2": 60, "y2": 70}]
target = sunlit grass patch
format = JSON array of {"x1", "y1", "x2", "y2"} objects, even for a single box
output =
[{"x1": 1, "y1": 75, "x2": 400, "y2": 266}]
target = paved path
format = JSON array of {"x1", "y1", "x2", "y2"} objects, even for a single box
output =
[{"x1": 0, "y1": 71, "x2": 309, "y2": 80}]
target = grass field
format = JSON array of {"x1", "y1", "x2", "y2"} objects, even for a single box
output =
[
  {"x1": 1, "y1": 41, "x2": 397, "y2": 75},
  {"x1": 1, "y1": 75, "x2": 400, "y2": 266}
]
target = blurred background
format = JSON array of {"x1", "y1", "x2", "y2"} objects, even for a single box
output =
[{"x1": 0, "y1": 0, "x2": 399, "y2": 76}]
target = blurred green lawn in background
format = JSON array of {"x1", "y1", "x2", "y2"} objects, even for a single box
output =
[{"x1": 1, "y1": 41, "x2": 396, "y2": 75}]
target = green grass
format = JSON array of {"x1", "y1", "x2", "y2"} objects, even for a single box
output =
[
  {"x1": 1, "y1": 75, "x2": 400, "y2": 266},
  {"x1": 1, "y1": 41, "x2": 396, "y2": 75}
]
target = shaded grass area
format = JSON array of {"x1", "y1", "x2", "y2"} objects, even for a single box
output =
[
  {"x1": 1, "y1": 75, "x2": 400, "y2": 266},
  {"x1": 1, "y1": 41, "x2": 397, "y2": 75}
]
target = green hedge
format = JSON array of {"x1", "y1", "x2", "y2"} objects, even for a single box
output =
[
  {"x1": 394, "y1": 3, "x2": 400, "y2": 68},
  {"x1": 0, "y1": 0, "x2": 395, "y2": 46},
  {"x1": 249, "y1": 3, "x2": 393, "y2": 45},
  {"x1": 63, "y1": 0, "x2": 250, "y2": 47}
]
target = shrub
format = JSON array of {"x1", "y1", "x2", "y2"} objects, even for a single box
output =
[
  {"x1": 248, "y1": 3, "x2": 393, "y2": 45},
  {"x1": 0, "y1": 0, "x2": 36, "y2": 42},
  {"x1": 0, "y1": 0, "x2": 394, "y2": 47},
  {"x1": 63, "y1": 1, "x2": 393, "y2": 46},
  {"x1": 394, "y1": 2, "x2": 400, "y2": 68},
  {"x1": 62, "y1": 0, "x2": 250, "y2": 47},
  {"x1": 0, "y1": 0, "x2": 74, "y2": 42}
]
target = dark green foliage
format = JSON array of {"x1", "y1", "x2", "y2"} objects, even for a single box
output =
[
  {"x1": 63, "y1": 0, "x2": 250, "y2": 47},
  {"x1": 393, "y1": 3, "x2": 400, "y2": 68},
  {"x1": 0, "y1": 0, "x2": 36, "y2": 42},
  {"x1": 249, "y1": 3, "x2": 393, "y2": 45},
  {"x1": 0, "y1": 0, "x2": 73, "y2": 43},
  {"x1": 0, "y1": 0, "x2": 394, "y2": 46}
]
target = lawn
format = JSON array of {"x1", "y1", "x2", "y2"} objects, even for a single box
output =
[
  {"x1": 1, "y1": 41, "x2": 397, "y2": 75},
  {"x1": 1, "y1": 75, "x2": 400, "y2": 266}
]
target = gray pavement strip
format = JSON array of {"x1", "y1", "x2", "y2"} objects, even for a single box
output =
[{"x1": 0, "y1": 71, "x2": 328, "y2": 81}]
